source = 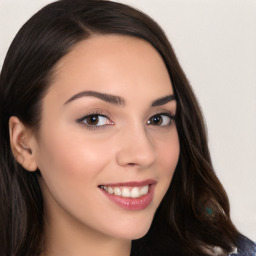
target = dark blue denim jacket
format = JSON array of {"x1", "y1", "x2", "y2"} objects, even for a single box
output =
[{"x1": 229, "y1": 235, "x2": 256, "y2": 256}]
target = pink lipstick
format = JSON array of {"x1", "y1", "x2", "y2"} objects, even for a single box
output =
[{"x1": 99, "y1": 179, "x2": 157, "y2": 210}]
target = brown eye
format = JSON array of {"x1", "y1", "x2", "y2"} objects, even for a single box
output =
[
  {"x1": 147, "y1": 114, "x2": 173, "y2": 126},
  {"x1": 78, "y1": 114, "x2": 113, "y2": 128},
  {"x1": 85, "y1": 115, "x2": 100, "y2": 125},
  {"x1": 149, "y1": 115, "x2": 163, "y2": 125}
]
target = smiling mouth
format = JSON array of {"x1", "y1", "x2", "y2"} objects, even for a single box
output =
[
  {"x1": 99, "y1": 184, "x2": 149, "y2": 198},
  {"x1": 98, "y1": 180, "x2": 157, "y2": 210},
  {"x1": 98, "y1": 179, "x2": 157, "y2": 198}
]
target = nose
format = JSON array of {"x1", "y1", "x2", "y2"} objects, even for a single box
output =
[{"x1": 115, "y1": 124, "x2": 157, "y2": 168}]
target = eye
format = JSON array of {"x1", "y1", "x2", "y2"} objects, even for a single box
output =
[
  {"x1": 147, "y1": 113, "x2": 174, "y2": 126},
  {"x1": 77, "y1": 114, "x2": 113, "y2": 128}
]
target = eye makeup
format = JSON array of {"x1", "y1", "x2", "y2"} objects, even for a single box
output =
[
  {"x1": 76, "y1": 107, "x2": 176, "y2": 131},
  {"x1": 76, "y1": 111, "x2": 114, "y2": 130}
]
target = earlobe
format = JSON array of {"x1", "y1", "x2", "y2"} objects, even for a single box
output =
[{"x1": 9, "y1": 116, "x2": 38, "y2": 172}]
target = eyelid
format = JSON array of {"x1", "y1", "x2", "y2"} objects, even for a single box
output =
[
  {"x1": 76, "y1": 113, "x2": 109, "y2": 122},
  {"x1": 76, "y1": 108, "x2": 112, "y2": 121},
  {"x1": 75, "y1": 108, "x2": 176, "y2": 130},
  {"x1": 76, "y1": 111, "x2": 114, "y2": 130},
  {"x1": 147, "y1": 110, "x2": 176, "y2": 127},
  {"x1": 151, "y1": 109, "x2": 176, "y2": 119}
]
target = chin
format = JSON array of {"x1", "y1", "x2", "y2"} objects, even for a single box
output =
[
  {"x1": 115, "y1": 229, "x2": 150, "y2": 241},
  {"x1": 110, "y1": 219, "x2": 152, "y2": 240},
  {"x1": 130, "y1": 229, "x2": 149, "y2": 240}
]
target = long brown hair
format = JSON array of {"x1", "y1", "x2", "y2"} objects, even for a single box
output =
[{"x1": 0, "y1": 0, "x2": 239, "y2": 255}]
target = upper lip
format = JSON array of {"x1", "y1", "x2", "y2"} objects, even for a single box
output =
[{"x1": 99, "y1": 179, "x2": 157, "y2": 187}]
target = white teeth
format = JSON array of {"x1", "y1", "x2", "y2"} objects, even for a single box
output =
[
  {"x1": 122, "y1": 187, "x2": 131, "y2": 197},
  {"x1": 140, "y1": 185, "x2": 149, "y2": 195},
  {"x1": 100, "y1": 185, "x2": 150, "y2": 198},
  {"x1": 107, "y1": 187, "x2": 114, "y2": 194},
  {"x1": 131, "y1": 187, "x2": 140, "y2": 198},
  {"x1": 114, "y1": 187, "x2": 122, "y2": 196}
]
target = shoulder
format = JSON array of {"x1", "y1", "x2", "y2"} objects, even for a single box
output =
[{"x1": 229, "y1": 235, "x2": 256, "y2": 256}]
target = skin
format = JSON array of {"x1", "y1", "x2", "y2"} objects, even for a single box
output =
[{"x1": 10, "y1": 35, "x2": 180, "y2": 256}]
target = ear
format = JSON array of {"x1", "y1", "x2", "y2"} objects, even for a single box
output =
[{"x1": 9, "y1": 116, "x2": 38, "y2": 172}]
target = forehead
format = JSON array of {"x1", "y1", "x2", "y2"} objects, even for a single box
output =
[{"x1": 47, "y1": 34, "x2": 173, "y2": 104}]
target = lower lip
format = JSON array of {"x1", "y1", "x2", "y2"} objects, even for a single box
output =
[{"x1": 100, "y1": 184, "x2": 155, "y2": 210}]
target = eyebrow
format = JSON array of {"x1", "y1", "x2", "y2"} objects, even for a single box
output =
[
  {"x1": 151, "y1": 95, "x2": 176, "y2": 106},
  {"x1": 64, "y1": 90, "x2": 125, "y2": 106},
  {"x1": 64, "y1": 90, "x2": 175, "y2": 107}
]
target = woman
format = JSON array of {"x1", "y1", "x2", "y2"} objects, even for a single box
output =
[{"x1": 0, "y1": 0, "x2": 255, "y2": 255}]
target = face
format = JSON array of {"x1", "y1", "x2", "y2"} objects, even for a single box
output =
[{"x1": 33, "y1": 35, "x2": 179, "y2": 241}]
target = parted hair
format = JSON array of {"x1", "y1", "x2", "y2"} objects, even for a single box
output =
[{"x1": 0, "y1": 0, "x2": 239, "y2": 255}]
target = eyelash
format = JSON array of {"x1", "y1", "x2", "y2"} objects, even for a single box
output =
[
  {"x1": 76, "y1": 110, "x2": 176, "y2": 130},
  {"x1": 76, "y1": 112, "x2": 113, "y2": 130},
  {"x1": 147, "y1": 111, "x2": 175, "y2": 127}
]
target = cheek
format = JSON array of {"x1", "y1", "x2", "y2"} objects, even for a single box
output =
[
  {"x1": 35, "y1": 127, "x2": 115, "y2": 203},
  {"x1": 36, "y1": 128, "x2": 118, "y2": 228},
  {"x1": 157, "y1": 131, "x2": 180, "y2": 175},
  {"x1": 155, "y1": 131, "x2": 180, "y2": 196},
  {"x1": 37, "y1": 125, "x2": 112, "y2": 174}
]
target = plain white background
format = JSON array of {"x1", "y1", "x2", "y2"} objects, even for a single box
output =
[{"x1": 0, "y1": 0, "x2": 255, "y2": 241}]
